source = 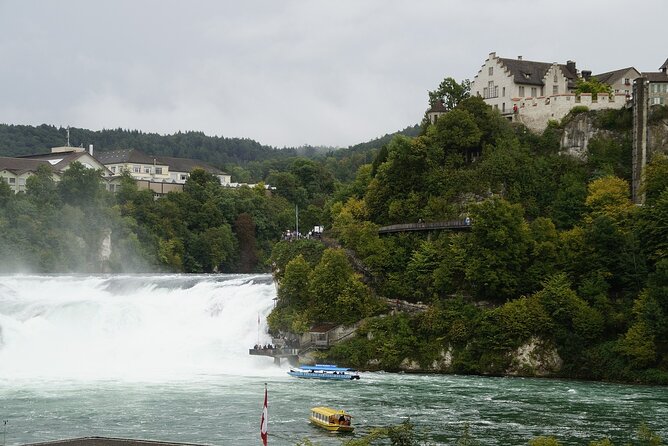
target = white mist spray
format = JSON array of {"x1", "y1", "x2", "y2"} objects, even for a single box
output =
[{"x1": 0, "y1": 274, "x2": 283, "y2": 382}]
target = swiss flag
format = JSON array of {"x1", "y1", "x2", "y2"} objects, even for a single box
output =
[{"x1": 260, "y1": 385, "x2": 268, "y2": 445}]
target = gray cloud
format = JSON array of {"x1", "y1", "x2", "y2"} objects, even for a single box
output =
[{"x1": 0, "y1": 0, "x2": 665, "y2": 147}]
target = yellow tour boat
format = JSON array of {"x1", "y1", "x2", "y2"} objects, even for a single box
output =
[{"x1": 309, "y1": 406, "x2": 354, "y2": 432}]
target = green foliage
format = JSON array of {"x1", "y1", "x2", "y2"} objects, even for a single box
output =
[
  {"x1": 427, "y1": 77, "x2": 471, "y2": 110},
  {"x1": 428, "y1": 109, "x2": 482, "y2": 156},
  {"x1": 644, "y1": 154, "x2": 668, "y2": 205},
  {"x1": 595, "y1": 108, "x2": 633, "y2": 130},
  {"x1": 576, "y1": 77, "x2": 612, "y2": 100},
  {"x1": 464, "y1": 197, "x2": 532, "y2": 301}
]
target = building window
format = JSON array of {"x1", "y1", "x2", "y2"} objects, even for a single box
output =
[
  {"x1": 554, "y1": 72, "x2": 558, "y2": 82},
  {"x1": 502, "y1": 86, "x2": 506, "y2": 97},
  {"x1": 180, "y1": 174, "x2": 188, "y2": 181},
  {"x1": 144, "y1": 167, "x2": 151, "y2": 174},
  {"x1": 110, "y1": 166, "x2": 116, "y2": 173},
  {"x1": 624, "y1": 78, "x2": 630, "y2": 85},
  {"x1": 9, "y1": 177, "x2": 15, "y2": 184},
  {"x1": 531, "y1": 87, "x2": 537, "y2": 97},
  {"x1": 540, "y1": 87, "x2": 544, "y2": 96},
  {"x1": 651, "y1": 97, "x2": 662, "y2": 105},
  {"x1": 502, "y1": 103, "x2": 505, "y2": 112},
  {"x1": 519, "y1": 86, "x2": 525, "y2": 97},
  {"x1": 155, "y1": 167, "x2": 163, "y2": 175},
  {"x1": 553, "y1": 85, "x2": 559, "y2": 95},
  {"x1": 133, "y1": 165, "x2": 140, "y2": 173},
  {"x1": 489, "y1": 67, "x2": 493, "y2": 76}
]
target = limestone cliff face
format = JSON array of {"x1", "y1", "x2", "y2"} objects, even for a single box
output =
[
  {"x1": 393, "y1": 339, "x2": 562, "y2": 377},
  {"x1": 559, "y1": 113, "x2": 618, "y2": 160},
  {"x1": 505, "y1": 337, "x2": 563, "y2": 377},
  {"x1": 559, "y1": 112, "x2": 668, "y2": 160}
]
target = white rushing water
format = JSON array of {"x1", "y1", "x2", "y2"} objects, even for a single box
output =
[{"x1": 0, "y1": 274, "x2": 282, "y2": 382}]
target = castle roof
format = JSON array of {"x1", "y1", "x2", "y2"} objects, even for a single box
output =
[
  {"x1": 498, "y1": 57, "x2": 578, "y2": 87},
  {"x1": 660, "y1": 58, "x2": 668, "y2": 71},
  {"x1": 643, "y1": 72, "x2": 668, "y2": 83},
  {"x1": 593, "y1": 67, "x2": 638, "y2": 84}
]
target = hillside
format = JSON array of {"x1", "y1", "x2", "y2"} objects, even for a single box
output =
[{"x1": 268, "y1": 100, "x2": 668, "y2": 384}]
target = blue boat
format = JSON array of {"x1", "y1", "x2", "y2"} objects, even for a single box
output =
[{"x1": 288, "y1": 364, "x2": 360, "y2": 380}]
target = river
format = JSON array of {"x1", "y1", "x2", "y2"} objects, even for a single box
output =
[{"x1": 0, "y1": 274, "x2": 666, "y2": 445}]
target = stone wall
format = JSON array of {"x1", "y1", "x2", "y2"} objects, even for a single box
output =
[{"x1": 513, "y1": 92, "x2": 627, "y2": 133}]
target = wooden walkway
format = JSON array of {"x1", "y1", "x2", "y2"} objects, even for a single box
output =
[{"x1": 378, "y1": 219, "x2": 471, "y2": 234}]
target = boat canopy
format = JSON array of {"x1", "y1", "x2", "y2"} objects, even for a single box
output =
[
  {"x1": 299, "y1": 364, "x2": 356, "y2": 372},
  {"x1": 311, "y1": 406, "x2": 353, "y2": 418}
]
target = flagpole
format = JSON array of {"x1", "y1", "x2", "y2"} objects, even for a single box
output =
[{"x1": 260, "y1": 383, "x2": 268, "y2": 446}]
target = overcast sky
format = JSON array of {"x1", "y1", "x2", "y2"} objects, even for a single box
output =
[{"x1": 0, "y1": 0, "x2": 665, "y2": 148}]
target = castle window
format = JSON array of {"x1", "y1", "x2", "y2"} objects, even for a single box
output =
[
  {"x1": 519, "y1": 86, "x2": 525, "y2": 97},
  {"x1": 489, "y1": 67, "x2": 493, "y2": 76},
  {"x1": 554, "y1": 72, "x2": 558, "y2": 82},
  {"x1": 531, "y1": 87, "x2": 537, "y2": 97},
  {"x1": 502, "y1": 87, "x2": 506, "y2": 97},
  {"x1": 553, "y1": 85, "x2": 558, "y2": 95}
]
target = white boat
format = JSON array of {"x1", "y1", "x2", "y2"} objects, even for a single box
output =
[{"x1": 287, "y1": 364, "x2": 360, "y2": 380}]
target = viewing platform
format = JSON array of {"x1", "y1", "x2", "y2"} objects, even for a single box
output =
[
  {"x1": 378, "y1": 219, "x2": 471, "y2": 234},
  {"x1": 249, "y1": 346, "x2": 299, "y2": 366}
]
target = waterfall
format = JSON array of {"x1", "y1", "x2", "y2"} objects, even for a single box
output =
[{"x1": 0, "y1": 274, "x2": 280, "y2": 382}]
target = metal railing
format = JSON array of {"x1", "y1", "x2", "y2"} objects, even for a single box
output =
[{"x1": 378, "y1": 219, "x2": 471, "y2": 234}]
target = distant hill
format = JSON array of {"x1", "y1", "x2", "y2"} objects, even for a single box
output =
[
  {"x1": 0, "y1": 124, "x2": 296, "y2": 168},
  {"x1": 344, "y1": 124, "x2": 421, "y2": 155},
  {"x1": 0, "y1": 122, "x2": 420, "y2": 176}
]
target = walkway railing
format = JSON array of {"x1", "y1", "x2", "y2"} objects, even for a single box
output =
[{"x1": 378, "y1": 219, "x2": 471, "y2": 234}]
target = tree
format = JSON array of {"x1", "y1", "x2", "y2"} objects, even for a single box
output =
[
  {"x1": 644, "y1": 154, "x2": 668, "y2": 205},
  {"x1": 26, "y1": 164, "x2": 59, "y2": 207},
  {"x1": 428, "y1": 109, "x2": 482, "y2": 157},
  {"x1": 576, "y1": 77, "x2": 613, "y2": 99},
  {"x1": 57, "y1": 162, "x2": 105, "y2": 207},
  {"x1": 428, "y1": 77, "x2": 471, "y2": 110},
  {"x1": 235, "y1": 212, "x2": 258, "y2": 272},
  {"x1": 465, "y1": 197, "x2": 532, "y2": 301}
]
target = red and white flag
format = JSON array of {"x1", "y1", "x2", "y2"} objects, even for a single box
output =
[{"x1": 260, "y1": 384, "x2": 268, "y2": 446}]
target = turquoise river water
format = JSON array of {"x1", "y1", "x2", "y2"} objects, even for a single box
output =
[{"x1": 0, "y1": 274, "x2": 666, "y2": 446}]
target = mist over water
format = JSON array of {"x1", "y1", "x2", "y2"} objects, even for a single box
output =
[{"x1": 0, "y1": 274, "x2": 280, "y2": 382}]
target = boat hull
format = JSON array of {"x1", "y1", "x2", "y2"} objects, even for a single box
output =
[
  {"x1": 288, "y1": 371, "x2": 358, "y2": 380},
  {"x1": 309, "y1": 418, "x2": 354, "y2": 432}
]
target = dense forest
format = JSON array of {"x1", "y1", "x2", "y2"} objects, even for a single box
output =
[{"x1": 1, "y1": 86, "x2": 667, "y2": 385}]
